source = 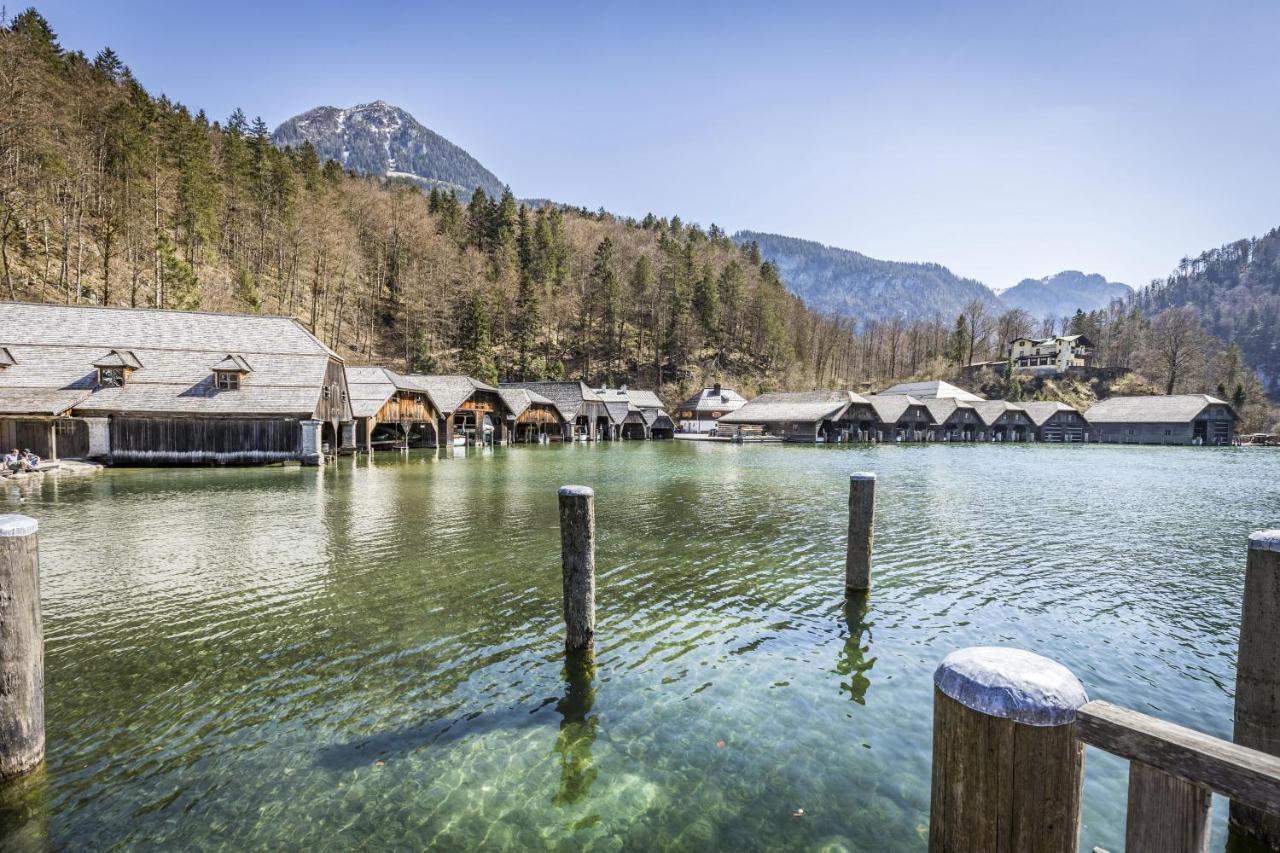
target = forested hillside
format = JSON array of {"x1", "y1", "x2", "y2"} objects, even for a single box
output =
[
  {"x1": 734, "y1": 230, "x2": 1004, "y2": 323},
  {"x1": 1136, "y1": 230, "x2": 1280, "y2": 393}
]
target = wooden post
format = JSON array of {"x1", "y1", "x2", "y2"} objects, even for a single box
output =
[
  {"x1": 0, "y1": 515, "x2": 43, "y2": 780},
  {"x1": 845, "y1": 472, "x2": 875, "y2": 592},
  {"x1": 929, "y1": 646, "x2": 1087, "y2": 853},
  {"x1": 1125, "y1": 761, "x2": 1211, "y2": 853},
  {"x1": 558, "y1": 486, "x2": 596, "y2": 651},
  {"x1": 1230, "y1": 530, "x2": 1280, "y2": 847}
]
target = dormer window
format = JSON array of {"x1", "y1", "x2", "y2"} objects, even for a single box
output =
[
  {"x1": 0, "y1": 347, "x2": 15, "y2": 369},
  {"x1": 93, "y1": 349, "x2": 141, "y2": 387},
  {"x1": 210, "y1": 354, "x2": 252, "y2": 391}
]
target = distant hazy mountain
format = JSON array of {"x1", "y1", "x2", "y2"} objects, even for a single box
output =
[
  {"x1": 272, "y1": 101, "x2": 505, "y2": 198},
  {"x1": 734, "y1": 231, "x2": 1003, "y2": 324},
  {"x1": 999, "y1": 271, "x2": 1133, "y2": 320}
]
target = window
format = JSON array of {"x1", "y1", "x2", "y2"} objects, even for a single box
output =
[
  {"x1": 215, "y1": 371, "x2": 241, "y2": 391},
  {"x1": 98, "y1": 367, "x2": 125, "y2": 387},
  {"x1": 323, "y1": 386, "x2": 331, "y2": 400}
]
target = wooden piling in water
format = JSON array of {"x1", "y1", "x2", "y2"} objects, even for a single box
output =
[
  {"x1": 845, "y1": 472, "x2": 875, "y2": 592},
  {"x1": 0, "y1": 515, "x2": 43, "y2": 780},
  {"x1": 929, "y1": 646, "x2": 1087, "y2": 853},
  {"x1": 1230, "y1": 529, "x2": 1280, "y2": 847},
  {"x1": 558, "y1": 486, "x2": 596, "y2": 651}
]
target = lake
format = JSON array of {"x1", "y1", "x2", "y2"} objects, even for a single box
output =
[{"x1": 1, "y1": 442, "x2": 1275, "y2": 851}]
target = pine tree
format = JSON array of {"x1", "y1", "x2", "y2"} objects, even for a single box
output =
[
  {"x1": 717, "y1": 259, "x2": 745, "y2": 341},
  {"x1": 458, "y1": 288, "x2": 497, "y2": 384},
  {"x1": 949, "y1": 315, "x2": 970, "y2": 365},
  {"x1": 466, "y1": 188, "x2": 490, "y2": 251},
  {"x1": 693, "y1": 261, "x2": 719, "y2": 342}
]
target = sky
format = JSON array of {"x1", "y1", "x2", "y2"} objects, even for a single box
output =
[{"x1": 28, "y1": 1, "x2": 1280, "y2": 291}]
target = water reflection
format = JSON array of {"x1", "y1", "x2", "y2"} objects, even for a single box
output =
[
  {"x1": 0, "y1": 765, "x2": 50, "y2": 853},
  {"x1": 836, "y1": 591, "x2": 876, "y2": 705},
  {"x1": 552, "y1": 648, "x2": 598, "y2": 807}
]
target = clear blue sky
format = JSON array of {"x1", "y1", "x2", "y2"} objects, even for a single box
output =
[{"x1": 28, "y1": 0, "x2": 1280, "y2": 290}]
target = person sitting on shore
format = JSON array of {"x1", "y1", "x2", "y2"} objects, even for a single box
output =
[
  {"x1": 3, "y1": 448, "x2": 20, "y2": 471},
  {"x1": 20, "y1": 449, "x2": 40, "y2": 470}
]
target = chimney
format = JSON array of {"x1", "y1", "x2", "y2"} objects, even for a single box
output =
[{"x1": 713, "y1": 382, "x2": 722, "y2": 395}]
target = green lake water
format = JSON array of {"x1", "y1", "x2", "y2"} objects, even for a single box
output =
[{"x1": 1, "y1": 442, "x2": 1277, "y2": 851}]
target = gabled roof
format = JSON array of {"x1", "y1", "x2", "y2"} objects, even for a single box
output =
[
  {"x1": 865, "y1": 394, "x2": 928, "y2": 423},
  {"x1": 880, "y1": 380, "x2": 984, "y2": 402},
  {"x1": 93, "y1": 349, "x2": 143, "y2": 369},
  {"x1": 497, "y1": 387, "x2": 561, "y2": 420},
  {"x1": 924, "y1": 397, "x2": 978, "y2": 424},
  {"x1": 1084, "y1": 394, "x2": 1234, "y2": 424},
  {"x1": 591, "y1": 388, "x2": 634, "y2": 423},
  {"x1": 624, "y1": 389, "x2": 665, "y2": 410},
  {"x1": 1020, "y1": 401, "x2": 1079, "y2": 426},
  {"x1": 678, "y1": 385, "x2": 747, "y2": 412},
  {"x1": 344, "y1": 366, "x2": 439, "y2": 419},
  {"x1": 0, "y1": 302, "x2": 344, "y2": 417},
  {"x1": 404, "y1": 374, "x2": 497, "y2": 414},
  {"x1": 501, "y1": 381, "x2": 605, "y2": 421},
  {"x1": 211, "y1": 354, "x2": 254, "y2": 373},
  {"x1": 719, "y1": 390, "x2": 867, "y2": 425},
  {"x1": 971, "y1": 400, "x2": 1028, "y2": 426}
]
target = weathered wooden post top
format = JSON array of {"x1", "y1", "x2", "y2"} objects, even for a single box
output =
[
  {"x1": 0, "y1": 514, "x2": 44, "y2": 780},
  {"x1": 930, "y1": 646, "x2": 1088, "y2": 853},
  {"x1": 558, "y1": 486, "x2": 596, "y2": 652},
  {"x1": 1231, "y1": 529, "x2": 1280, "y2": 847},
  {"x1": 845, "y1": 472, "x2": 876, "y2": 593}
]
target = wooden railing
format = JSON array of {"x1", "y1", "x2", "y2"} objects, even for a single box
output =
[{"x1": 929, "y1": 530, "x2": 1280, "y2": 852}]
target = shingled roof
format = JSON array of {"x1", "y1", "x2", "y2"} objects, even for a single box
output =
[
  {"x1": 678, "y1": 385, "x2": 747, "y2": 413},
  {"x1": 719, "y1": 390, "x2": 867, "y2": 424},
  {"x1": 501, "y1": 381, "x2": 606, "y2": 422},
  {"x1": 1084, "y1": 394, "x2": 1233, "y2": 424},
  {"x1": 624, "y1": 389, "x2": 665, "y2": 410},
  {"x1": 402, "y1": 375, "x2": 496, "y2": 414},
  {"x1": 344, "y1": 366, "x2": 441, "y2": 419},
  {"x1": 497, "y1": 387, "x2": 560, "y2": 420},
  {"x1": 923, "y1": 397, "x2": 977, "y2": 424},
  {"x1": 971, "y1": 400, "x2": 1028, "y2": 426},
  {"x1": 0, "y1": 302, "x2": 343, "y2": 417},
  {"x1": 1020, "y1": 401, "x2": 1079, "y2": 427},
  {"x1": 880, "y1": 380, "x2": 984, "y2": 401},
  {"x1": 865, "y1": 394, "x2": 928, "y2": 423}
]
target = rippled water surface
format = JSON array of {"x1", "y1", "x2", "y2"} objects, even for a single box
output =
[{"x1": 1, "y1": 442, "x2": 1277, "y2": 851}]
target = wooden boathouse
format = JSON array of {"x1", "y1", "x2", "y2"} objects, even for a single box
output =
[
  {"x1": 406, "y1": 375, "x2": 511, "y2": 446},
  {"x1": 497, "y1": 387, "x2": 565, "y2": 443},
  {"x1": 924, "y1": 398, "x2": 981, "y2": 441},
  {"x1": 1021, "y1": 401, "x2": 1087, "y2": 442},
  {"x1": 594, "y1": 388, "x2": 675, "y2": 439},
  {"x1": 345, "y1": 367, "x2": 442, "y2": 452},
  {"x1": 1084, "y1": 394, "x2": 1237, "y2": 445},
  {"x1": 865, "y1": 394, "x2": 932, "y2": 441},
  {"x1": 717, "y1": 390, "x2": 873, "y2": 442},
  {"x1": 0, "y1": 302, "x2": 352, "y2": 465},
  {"x1": 501, "y1": 381, "x2": 614, "y2": 441},
  {"x1": 972, "y1": 400, "x2": 1034, "y2": 441}
]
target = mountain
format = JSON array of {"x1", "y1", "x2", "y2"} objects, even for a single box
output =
[
  {"x1": 272, "y1": 101, "x2": 506, "y2": 198},
  {"x1": 999, "y1": 271, "x2": 1133, "y2": 320},
  {"x1": 734, "y1": 231, "x2": 1003, "y2": 325}
]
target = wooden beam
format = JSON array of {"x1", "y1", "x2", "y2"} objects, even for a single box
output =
[{"x1": 1076, "y1": 700, "x2": 1280, "y2": 815}]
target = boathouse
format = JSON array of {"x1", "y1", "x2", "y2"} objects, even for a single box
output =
[
  {"x1": 676, "y1": 383, "x2": 747, "y2": 433},
  {"x1": 496, "y1": 387, "x2": 565, "y2": 443},
  {"x1": 865, "y1": 394, "x2": 932, "y2": 441},
  {"x1": 880, "y1": 380, "x2": 984, "y2": 402},
  {"x1": 1021, "y1": 401, "x2": 1087, "y2": 442},
  {"x1": 501, "y1": 381, "x2": 613, "y2": 441},
  {"x1": 345, "y1": 367, "x2": 442, "y2": 452},
  {"x1": 972, "y1": 401, "x2": 1033, "y2": 441},
  {"x1": 406, "y1": 375, "x2": 510, "y2": 446},
  {"x1": 717, "y1": 390, "x2": 871, "y2": 442},
  {"x1": 924, "y1": 398, "x2": 981, "y2": 441},
  {"x1": 0, "y1": 302, "x2": 352, "y2": 465},
  {"x1": 1083, "y1": 394, "x2": 1236, "y2": 445},
  {"x1": 624, "y1": 389, "x2": 675, "y2": 439}
]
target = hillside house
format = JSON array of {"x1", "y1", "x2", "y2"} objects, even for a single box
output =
[
  {"x1": 1009, "y1": 335, "x2": 1093, "y2": 374},
  {"x1": 676, "y1": 383, "x2": 747, "y2": 433}
]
